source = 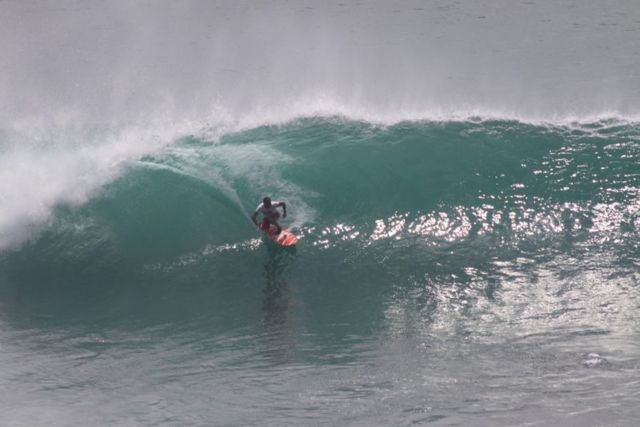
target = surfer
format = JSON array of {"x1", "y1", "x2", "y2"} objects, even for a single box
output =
[{"x1": 252, "y1": 197, "x2": 287, "y2": 235}]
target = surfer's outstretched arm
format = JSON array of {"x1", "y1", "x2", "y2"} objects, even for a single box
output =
[
  {"x1": 280, "y1": 202, "x2": 287, "y2": 218},
  {"x1": 251, "y1": 211, "x2": 259, "y2": 226}
]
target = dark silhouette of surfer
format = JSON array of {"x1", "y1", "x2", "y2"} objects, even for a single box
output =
[{"x1": 252, "y1": 197, "x2": 287, "y2": 235}]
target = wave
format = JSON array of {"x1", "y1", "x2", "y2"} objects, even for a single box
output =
[
  {"x1": 1, "y1": 111, "x2": 631, "y2": 251},
  {"x1": 1, "y1": 117, "x2": 638, "y2": 282}
]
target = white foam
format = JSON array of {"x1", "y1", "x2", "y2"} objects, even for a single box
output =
[{"x1": 0, "y1": 118, "x2": 202, "y2": 249}]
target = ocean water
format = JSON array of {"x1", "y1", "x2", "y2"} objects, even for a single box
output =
[{"x1": 1, "y1": 1, "x2": 640, "y2": 426}]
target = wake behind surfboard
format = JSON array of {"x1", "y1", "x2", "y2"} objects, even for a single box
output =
[{"x1": 261, "y1": 224, "x2": 298, "y2": 247}]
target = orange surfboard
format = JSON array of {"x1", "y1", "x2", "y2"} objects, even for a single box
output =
[{"x1": 261, "y1": 224, "x2": 298, "y2": 246}]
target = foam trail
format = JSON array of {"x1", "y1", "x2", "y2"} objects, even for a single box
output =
[{"x1": 146, "y1": 139, "x2": 317, "y2": 229}]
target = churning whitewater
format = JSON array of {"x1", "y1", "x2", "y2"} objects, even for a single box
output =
[{"x1": 1, "y1": 1, "x2": 640, "y2": 426}]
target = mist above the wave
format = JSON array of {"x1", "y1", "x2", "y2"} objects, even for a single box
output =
[{"x1": 2, "y1": 0, "x2": 640, "y2": 126}]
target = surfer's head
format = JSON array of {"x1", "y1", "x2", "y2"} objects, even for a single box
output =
[{"x1": 263, "y1": 197, "x2": 272, "y2": 207}]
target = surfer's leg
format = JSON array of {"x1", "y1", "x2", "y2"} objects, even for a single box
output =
[{"x1": 272, "y1": 213, "x2": 282, "y2": 234}]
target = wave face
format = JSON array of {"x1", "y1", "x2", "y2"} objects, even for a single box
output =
[{"x1": 2, "y1": 118, "x2": 638, "y2": 286}]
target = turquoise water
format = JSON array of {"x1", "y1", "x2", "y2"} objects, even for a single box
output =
[
  {"x1": 1, "y1": 118, "x2": 639, "y2": 425},
  {"x1": 2, "y1": 0, "x2": 640, "y2": 425}
]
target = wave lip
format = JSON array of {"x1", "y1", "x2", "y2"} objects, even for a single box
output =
[
  {"x1": 211, "y1": 93, "x2": 640, "y2": 131},
  {"x1": 0, "y1": 119, "x2": 201, "y2": 250}
]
